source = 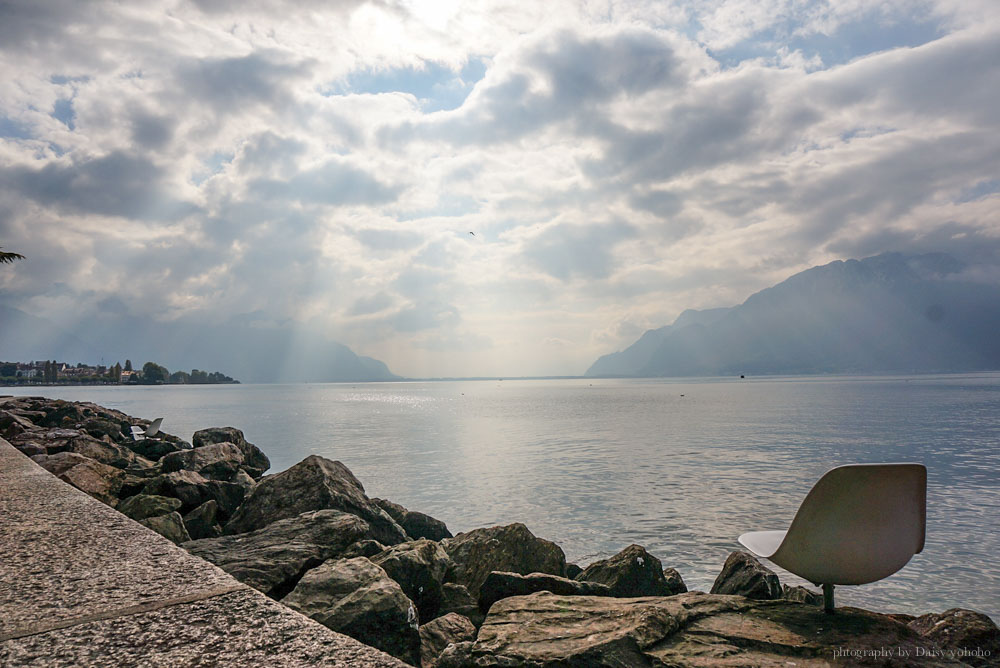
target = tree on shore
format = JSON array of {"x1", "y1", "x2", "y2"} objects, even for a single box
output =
[
  {"x1": 0, "y1": 247, "x2": 25, "y2": 264},
  {"x1": 124, "y1": 359, "x2": 133, "y2": 372}
]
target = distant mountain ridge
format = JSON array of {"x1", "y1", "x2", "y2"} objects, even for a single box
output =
[
  {"x1": 0, "y1": 305, "x2": 400, "y2": 383},
  {"x1": 586, "y1": 253, "x2": 1000, "y2": 377}
]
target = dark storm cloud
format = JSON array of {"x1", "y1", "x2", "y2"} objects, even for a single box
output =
[
  {"x1": 523, "y1": 221, "x2": 637, "y2": 281},
  {"x1": 1, "y1": 150, "x2": 194, "y2": 221}
]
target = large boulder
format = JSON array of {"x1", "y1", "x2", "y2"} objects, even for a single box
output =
[
  {"x1": 479, "y1": 571, "x2": 612, "y2": 613},
  {"x1": 0, "y1": 409, "x2": 37, "y2": 439},
  {"x1": 43, "y1": 455, "x2": 124, "y2": 506},
  {"x1": 192, "y1": 427, "x2": 270, "y2": 479},
  {"x1": 223, "y1": 455, "x2": 407, "y2": 545},
  {"x1": 908, "y1": 609, "x2": 1000, "y2": 668},
  {"x1": 160, "y1": 442, "x2": 246, "y2": 481},
  {"x1": 182, "y1": 509, "x2": 372, "y2": 598},
  {"x1": 575, "y1": 544, "x2": 681, "y2": 598},
  {"x1": 441, "y1": 523, "x2": 566, "y2": 598},
  {"x1": 182, "y1": 500, "x2": 221, "y2": 540},
  {"x1": 282, "y1": 557, "x2": 421, "y2": 665},
  {"x1": 710, "y1": 551, "x2": 783, "y2": 600},
  {"x1": 419, "y1": 613, "x2": 476, "y2": 668},
  {"x1": 374, "y1": 498, "x2": 453, "y2": 541},
  {"x1": 139, "y1": 511, "x2": 191, "y2": 544},
  {"x1": 439, "y1": 583, "x2": 482, "y2": 628},
  {"x1": 32, "y1": 451, "x2": 93, "y2": 476},
  {"x1": 370, "y1": 539, "x2": 454, "y2": 621},
  {"x1": 64, "y1": 435, "x2": 137, "y2": 469},
  {"x1": 118, "y1": 494, "x2": 183, "y2": 521},
  {"x1": 142, "y1": 470, "x2": 247, "y2": 520},
  {"x1": 467, "y1": 591, "x2": 967, "y2": 667},
  {"x1": 128, "y1": 437, "x2": 184, "y2": 461}
]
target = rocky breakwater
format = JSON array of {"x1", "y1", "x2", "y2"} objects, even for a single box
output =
[{"x1": 3, "y1": 396, "x2": 999, "y2": 667}]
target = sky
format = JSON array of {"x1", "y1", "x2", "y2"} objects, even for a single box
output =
[{"x1": 1, "y1": 0, "x2": 999, "y2": 378}]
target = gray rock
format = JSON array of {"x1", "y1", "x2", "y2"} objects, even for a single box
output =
[
  {"x1": 142, "y1": 470, "x2": 246, "y2": 520},
  {"x1": 565, "y1": 563, "x2": 582, "y2": 579},
  {"x1": 371, "y1": 539, "x2": 454, "y2": 621},
  {"x1": 908, "y1": 609, "x2": 1000, "y2": 668},
  {"x1": 161, "y1": 442, "x2": 246, "y2": 481},
  {"x1": 663, "y1": 567, "x2": 688, "y2": 595},
  {"x1": 439, "y1": 583, "x2": 483, "y2": 628},
  {"x1": 433, "y1": 641, "x2": 475, "y2": 668},
  {"x1": 283, "y1": 557, "x2": 421, "y2": 666},
  {"x1": 139, "y1": 511, "x2": 192, "y2": 544},
  {"x1": 182, "y1": 500, "x2": 221, "y2": 540},
  {"x1": 479, "y1": 571, "x2": 612, "y2": 613},
  {"x1": 374, "y1": 498, "x2": 453, "y2": 541},
  {"x1": 231, "y1": 468, "x2": 256, "y2": 490},
  {"x1": 419, "y1": 613, "x2": 476, "y2": 668},
  {"x1": 32, "y1": 451, "x2": 93, "y2": 476},
  {"x1": 710, "y1": 551, "x2": 783, "y2": 600},
  {"x1": 0, "y1": 409, "x2": 37, "y2": 439},
  {"x1": 342, "y1": 539, "x2": 387, "y2": 559},
  {"x1": 65, "y1": 435, "x2": 137, "y2": 469},
  {"x1": 782, "y1": 584, "x2": 822, "y2": 605},
  {"x1": 55, "y1": 456, "x2": 124, "y2": 506},
  {"x1": 441, "y1": 523, "x2": 566, "y2": 598},
  {"x1": 575, "y1": 544, "x2": 679, "y2": 597},
  {"x1": 224, "y1": 455, "x2": 407, "y2": 545},
  {"x1": 80, "y1": 417, "x2": 127, "y2": 443},
  {"x1": 128, "y1": 437, "x2": 184, "y2": 461},
  {"x1": 182, "y1": 509, "x2": 372, "y2": 598},
  {"x1": 118, "y1": 494, "x2": 183, "y2": 521},
  {"x1": 192, "y1": 427, "x2": 270, "y2": 479}
]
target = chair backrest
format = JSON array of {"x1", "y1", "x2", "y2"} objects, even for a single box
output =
[
  {"x1": 146, "y1": 417, "x2": 163, "y2": 438},
  {"x1": 772, "y1": 463, "x2": 926, "y2": 586}
]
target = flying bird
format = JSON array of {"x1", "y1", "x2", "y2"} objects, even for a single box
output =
[{"x1": 468, "y1": 231, "x2": 475, "y2": 236}]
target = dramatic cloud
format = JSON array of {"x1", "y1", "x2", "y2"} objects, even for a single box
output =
[{"x1": 1, "y1": 0, "x2": 999, "y2": 377}]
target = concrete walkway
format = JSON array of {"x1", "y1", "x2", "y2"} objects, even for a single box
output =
[{"x1": 0, "y1": 437, "x2": 407, "y2": 667}]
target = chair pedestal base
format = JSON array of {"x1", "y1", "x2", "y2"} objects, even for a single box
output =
[{"x1": 823, "y1": 584, "x2": 835, "y2": 614}]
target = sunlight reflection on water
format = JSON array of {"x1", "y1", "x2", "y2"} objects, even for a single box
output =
[{"x1": 14, "y1": 373, "x2": 1000, "y2": 620}]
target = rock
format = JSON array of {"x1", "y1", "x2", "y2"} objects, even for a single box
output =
[
  {"x1": 81, "y1": 417, "x2": 127, "y2": 443},
  {"x1": 468, "y1": 591, "x2": 965, "y2": 667},
  {"x1": 439, "y1": 583, "x2": 483, "y2": 628},
  {"x1": 479, "y1": 571, "x2": 612, "y2": 613},
  {"x1": 565, "y1": 563, "x2": 582, "y2": 579},
  {"x1": 232, "y1": 468, "x2": 256, "y2": 490},
  {"x1": 663, "y1": 567, "x2": 688, "y2": 595},
  {"x1": 419, "y1": 613, "x2": 476, "y2": 668},
  {"x1": 56, "y1": 456, "x2": 124, "y2": 506},
  {"x1": 183, "y1": 509, "x2": 372, "y2": 598},
  {"x1": 223, "y1": 455, "x2": 407, "y2": 545},
  {"x1": 183, "y1": 500, "x2": 222, "y2": 540},
  {"x1": 441, "y1": 523, "x2": 566, "y2": 598},
  {"x1": 192, "y1": 427, "x2": 270, "y2": 479},
  {"x1": 433, "y1": 642, "x2": 474, "y2": 668},
  {"x1": 32, "y1": 451, "x2": 93, "y2": 476},
  {"x1": 65, "y1": 435, "x2": 137, "y2": 469},
  {"x1": 0, "y1": 409, "x2": 37, "y2": 439},
  {"x1": 342, "y1": 539, "x2": 387, "y2": 559},
  {"x1": 371, "y1": 539, "x2": 454, "y2": 621},
  {"x1": 161, "y1": 442, "x2": 246, "y2": 481},
  {"x1": 142, "y1": 470, "x2": 247, "y2": 520},
  {"x1": 575, "y1": 544, "x2": 678, "y2": 597},
  {"x1": 782, "y1": 584, "x2": 823, "y2": 605},
  {"x1": 37, "y1": 401, "x2": 89, "y2": 427},
  {"x1": 139, "y1": 511, "x2": 192, "y2": 544},
  {"x1": 128, "y1": 438, "x2": 184, "y2": 461},
  {"x1": 15, "y1": 441, "x2": 46, "y2": 457},
  {"x1": 908, "y1": 609, "x2": 1000, "y2": 668},
  {"x1": 374, "y1": 498, "x2": 453, "y2": 541},
  {"x1": 118, "y1": 494, "x2": 183, "y2": 521},
  {"x1": 710, "y1": 550, "x2": 782, "y2": 600},
  {"x1": 283, "y1": 557, "x2": 421, "y2": 666}
]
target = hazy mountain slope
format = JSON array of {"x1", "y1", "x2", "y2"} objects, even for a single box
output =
[
  {"x1": 586, "y1": 253, "x2": 1000, "y2": 377},
  {"x1": 0, "y1": 304, "x2": 401, "y2": 383}
]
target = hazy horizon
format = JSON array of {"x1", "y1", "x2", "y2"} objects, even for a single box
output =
[{"x1": 2, "y1": 1, "x2": 1000, "y2": 378}]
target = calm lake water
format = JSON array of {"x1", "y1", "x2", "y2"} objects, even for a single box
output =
[{"x1": 8, "y1": 374, "x2": 1000, "y2": 620}]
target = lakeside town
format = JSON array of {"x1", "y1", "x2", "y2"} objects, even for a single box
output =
[{"x1": 0, "y1": 360, "x2": 238, "y2": 386}]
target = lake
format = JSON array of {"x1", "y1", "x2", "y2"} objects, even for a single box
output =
[{"x1": 7, "y1": 373, "x2": 1000, "y2": 621}]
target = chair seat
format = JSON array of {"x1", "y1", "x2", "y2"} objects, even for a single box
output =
[{"x1": 738, "y1": 530, "x2": 786, "y2": 559}]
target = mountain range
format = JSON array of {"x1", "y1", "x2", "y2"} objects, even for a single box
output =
[
  {"x1": 0, "y1": 305, "x2": 399, "y2": 383},
  {"x1": 586, "y1": 252, "x2": 1000, "y2": 377}
]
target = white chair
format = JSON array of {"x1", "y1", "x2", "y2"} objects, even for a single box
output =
[
  {"x1": 738, "y1": 463, "x2": 926, "y2": 613},
  {"x1": 130, "y1": 417, "x2": 163, "y2": 441}
]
